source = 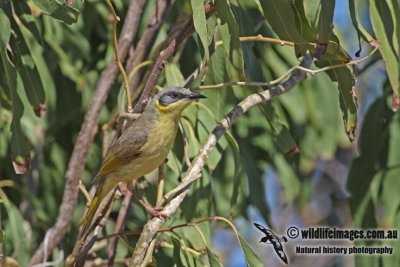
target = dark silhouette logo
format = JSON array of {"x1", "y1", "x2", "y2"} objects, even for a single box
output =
[{"x1": 254, "y1": 223, "x2": 288, "y2": 264}]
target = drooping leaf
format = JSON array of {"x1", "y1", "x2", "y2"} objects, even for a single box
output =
[
  {"x1": 315, "y1": 62, "x2": 357, "y2": 141},
  {"x1": 13, "y1": 0, "x2": 43, "y2": 44},
  {"x1": 9, "y1": 23, "x2": 46, "y2": 117},
  {"x1": 258, "y1": 0, "x2": 307, "y2": 43},
  {"x1": 291, "y1": 0, "x2": 315, "y2": 41},
  {"x1": 348, "y1": 0, "x2": 374, "y2": 50},
  {"x1": 30, "y1": 0, "x2": 79, "y2": 25},
  {"x1": 215, "y1": 0, "x2": 245, "y2": 80},
  {"x1": 348, "y1": 94, "x2": 393, "y2": 214},
  {"x1": 0, "y1": 189, "x2": 30, "y2": 265},
  {"x1": 377, "y1": 111, "x2": 400, "y2": 226},
  {"x1": 370, "y1": 0, "x2": 399, "y2": 96},
  {"x1": 176, "y1": 170, "x2": 212, "y2": 250},
  {"x1": 191, "y1": 0, "x2": 209, "y2": 60},
  {"x1": 206, "y1": 247, "x2": 223, "y2": 267},
  {"x1": 165, "y1": 63, "x2": 185, "y2": 87},
  {"x1": 0, "y1": 9, "x2": 31, "y2": 173},
  {"x1": 317, "y1": 0, "x2": 335, "y2": 44},
  {"x1": 170, "y1": 236, "x2": 188, "y2": 267},
  {"x1": 237, "y1": 233, "x2": 264, "y2": 267}
]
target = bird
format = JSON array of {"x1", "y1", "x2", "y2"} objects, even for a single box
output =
[
  {"x1": 74, "y1": 86, "x2": 206, "y2": 252},
  {"x1": 254, "y1": 223, "x2": 288, "y2": 264}
]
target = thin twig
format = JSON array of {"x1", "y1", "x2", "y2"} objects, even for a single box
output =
[
  {"x1": 215, "y1": 34, "x2": 295, "y2": 47},
  {"x1": 127, "y1": 60, "x2": 153, "y2": 81},
  {"x1": 197, "y1": 46, "x2": 379, "y2": 90},
  {"x1": 78, "y1": 180, "x2": 91, "y2": 203},
  {"x1": 129, "y1": 54, "x2": 313, "y2": 266},
  {"x1": 28, "y1": 1, "x2": 147, "y2": 265},
  {"x1": 191, "y1": 224, "x2": 208, "y2": 246},
  {"x1": 105, "y1": 0, "x2": 132, "y2": 112}
]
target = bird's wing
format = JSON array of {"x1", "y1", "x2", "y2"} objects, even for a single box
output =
[
  {"x1": 275, "y1": 249, "x2": 288, "y2": 264},
  {"x1": 254, "y1": 223, "x2": 273, "y2": 237},
  {"x1": 93, "y1": 122, "x2": 149, "y2": 183}
]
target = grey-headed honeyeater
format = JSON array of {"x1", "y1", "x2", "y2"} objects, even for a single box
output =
[{"x1": 76, "y1": 86, "x2": 205, "y2": 247}]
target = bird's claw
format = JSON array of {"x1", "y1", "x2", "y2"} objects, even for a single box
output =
[{"x1": 144, "y1": 206, "x2": 169, "y2": 219}]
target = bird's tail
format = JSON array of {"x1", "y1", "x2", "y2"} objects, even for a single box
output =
[
  {"x1": 68, "y1": 183, "x2": 106, "y2": 266},
  {"x1": 78, "y1": 183, "x2": 105, "y2": 241},
  {"x1": 68, "y1": 179, "x2": 114, "y2": 266}
]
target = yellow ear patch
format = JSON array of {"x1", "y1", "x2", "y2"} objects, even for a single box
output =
[{"x1": 156, "y1": 100, "x2": 170, "y2": 112}]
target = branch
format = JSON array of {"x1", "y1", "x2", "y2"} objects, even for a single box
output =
[
  {"x1": 126, "y1": 0, "x2": 172, "y2": 100},
  {"x1": 132, "y1": 2, "x2": 215, "y2": 113},
  {"x1": 28, "y1": 0, "x2": 147, "y2": 265},
  {"x1": 129, "y1": 54, "x2": 313, "y2": 266}
]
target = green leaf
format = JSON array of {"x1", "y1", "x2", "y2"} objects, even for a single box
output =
[
  {"x1": 237, "y1": 233, "x2": 264, "y2": 267},
  {"x1": 220, "y1": 218, "x2": 263, "y2": 267},
  {"x1": 274, "y1": 154, "x2": 300, "y2": 203},
  {"x1": 316, "y1": 62, "x2": 357, "y2": 140},
  {"x1": 0, "y1": 8, "x2": 11, "y2": 48},
  {"x1": 206, "y1": 247, "x2": 223, "y2": 267},
  {"x1": 215, "y1": 0, "x2": 245, "y2": 80},
  {"x1": 348, "y1": 95, "x2": 393, "y2": 214},
  {"x1": 317, "y1": 0, "x2": 335, "y2": 44},
  {"x1": 291, "y1": 0, "x2": 315, "y2": 42},
  {"x1": 0, "y1": 9, "x2": 31, "y2": 174},
  {"x1": 258, "y1": 0, "x2": 307, "y2": 43},
  {"x1": 9, "y1": 23, "x2": 46, "y2": 117},
  {"x1": 175, "y1": 171, "x2": 211, "y2": 249},
  {"x1": 13, "y1": 0, "x2": 43, "y2": 44},
  {"x1": 370, "y1": 0, "x2": 399, "y2": 96},
  {"x1": 240, "y1": 144, "x2": 270, "y2": 220},
  {"x1": 378, "y1": 111, "x2": 400, "y2": 226},
  {"x1": 170, "y1": 236, "x2": 187, "y2": 267},
  {"x1": 191, "y1": 0, "x2": 209, "y2": 60},
  {"x1": 225, "y1": 131, "x2": 245, "y2": 212},
  {"x1": 30, "y1": 0, "x2": 79, "y2": 25},
  {"x1": 165, "y1": 64, "x2": 185, "y2": 87},
  {"x1": 259, "y1": 102, "x2": 298, "y2": 153},
  {"x1": 349, "y1": 0, "x2": 374, "y2": 45},
  {"x1": 0, "y1": 189, "x2": 30, "y2": 265}
]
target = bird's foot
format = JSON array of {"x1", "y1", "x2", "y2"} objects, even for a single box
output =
[
  {"x1": 143, "y1": 205, "x2": 169, "y2": 219},
  {"x1": 128, "y1": 184, "x2": 169, "y2": 219}
]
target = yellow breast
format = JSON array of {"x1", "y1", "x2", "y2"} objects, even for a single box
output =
[{"x1": 117, "y1": 112, "x2": 179, "y2": 182}]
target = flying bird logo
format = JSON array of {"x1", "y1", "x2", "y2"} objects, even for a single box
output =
[{"x1": 254, "y1": 223, "x2": 288, "y2": 264}]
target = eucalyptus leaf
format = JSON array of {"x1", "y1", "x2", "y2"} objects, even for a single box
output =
[
  {"x1": 215, "y1": 0, "x2": 245, "y2": 80},
  {"x1": 370, "y1": 0, "x2": 399, "y2": 96},
  {"x1": 191, "y1": 0, "x2": 209, "y2": 60},
  {"x1": 349, "y1": 0, "x2": 374, "y2": 48},
  {"x1": 13, "y1": 0, "x2": 43, "y2": 44},
  {"x1": 206, "y1": 247, "x2": 223, "y2": 267},
  {"x1": 10, "y1": 23, "x2": 46, "y2": 117},
  {"x1": 30, "y1": 0, "x2": 79, "y2": 25}
]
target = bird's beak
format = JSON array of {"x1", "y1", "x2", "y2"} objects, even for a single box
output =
[{"x1": 187, "y1": 92, "x2": 206, "y2": 100}]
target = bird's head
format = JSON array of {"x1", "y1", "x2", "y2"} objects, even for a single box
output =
[{"x1": 154, "y1": 86, "x2": 206, "y2": 114}]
